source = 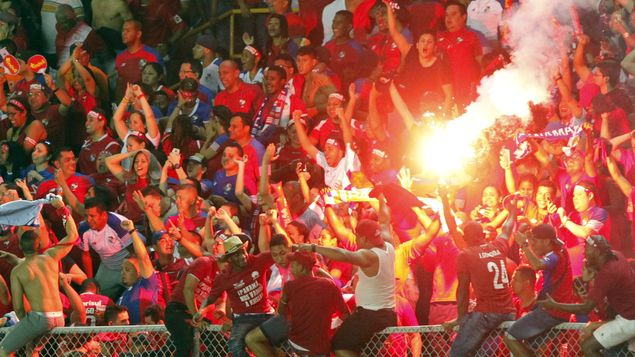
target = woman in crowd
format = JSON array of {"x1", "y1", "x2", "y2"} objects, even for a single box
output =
[
  {"x1": 6, "y1": 97, "x2": 46, "y2": 153},
  {"x1": 141, "y1": 62, "x2": 174, "y2": 101},
  {"x1": 240, "y1": 45, "x2": 264, "y2": 85},
  {"x1": 23, "y1": 140, "x2": 54, "y2": 193},
  {"x1": 264, "y1": 13, "x2": 297, "y2": 67},
  {"x1": 105, "y1": 149, "x2": 162, "y2": 225},
  {"x1": 0, "y1": 140, "x2": 29, "y2": 182}
]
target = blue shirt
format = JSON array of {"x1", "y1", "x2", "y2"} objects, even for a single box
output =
[{"x1": 118, "y1": 272, "x2": 159, "y2": 324}]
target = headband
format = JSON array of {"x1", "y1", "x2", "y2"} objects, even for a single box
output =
[
  {"x1": 329, "y1": 93, "x2": 345, "y2": 102},
  {"x1": 8, "y1": 99, "x2": 26, "y2": 112},
  {"x1": 325, "y1": 138, "x2": 343, "y2": 149},
  {"x1": 372, "y1": 148, "x2": 388, "y2": 159},
  {"x1": 87, "y1": 110, "x2": 106, "y2": 122},
  {"x1": 244, "y1": 46, "x2": 261, "y2": 58},
  {"x1": 29, "y1": 83, "x2": 44, "y2": 92}
]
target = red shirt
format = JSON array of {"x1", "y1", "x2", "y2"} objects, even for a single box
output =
[
  {"x1": 78, "y1": 135, "x2": 122, "y2": 176},
  {"x1": 115, "y1": 46, "x2": 161, "y2": 89},
  {"x1": 170, "y1": 256, "x2": 218, "y2": 313},
  {"x1": 456, "y1": 237, "x2": 515, "y2": 314},
  {"x1": 141, "y1": 0, "x2": 186, "y2": 47},
  {"x1": 286, "y1": 12, "x2": 306, "y2": 38},
  {"x1": 165, "y1": 211, "x2": 207, "y2": 232},
  {"x1": 80, "y1": 292, "x2": 113, "y2": 326},
  {"x1": 124, "y1": 179, "x2": 149, "y2": 223},
  {"x1": 588, "y1": 252, "x2": 635, "y2": 320},
  {"x1": 310, "y1": 117, "x2": 342, "y2": 150},
  {"x1": 367, "y1": 31, "x2": 405, "y2": 74},
  {"x1": 214, "y1": 81, "x2": 263, "y2": 114},
  {"x1": 36, "y1": 174, "x2": 93, "y2": 203},
  {"x1": 437, "y1": 27, "x2": 483, "y2": 104},
  {"x1": 208, "y1": 253, "x2": 274, "y2": 315},
  {"x1": 285, "y1": 275, "x2": 349, "y2": 354},
  {"x1": 298, "y1": 0, "x2": 333, "y2": 44}
]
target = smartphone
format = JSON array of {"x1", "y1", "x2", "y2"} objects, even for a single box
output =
[{"x1": 171, "y1": 148, "x2": 180, "y2": 155}]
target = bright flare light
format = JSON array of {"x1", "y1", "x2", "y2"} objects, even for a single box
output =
[{"x1": 417, "y1": 0, "x2": 570, "y2": 180}]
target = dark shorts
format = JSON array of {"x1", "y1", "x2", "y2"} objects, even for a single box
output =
[
  {"x1": 506, "y1": 308, "x2": 566, "y2": 341},
  {"x1": 259, "y1": 315, "x2": 289, "y2": 346},
  {"x1": 331, "y1": 307, "x2": 396, "y2": 353}
]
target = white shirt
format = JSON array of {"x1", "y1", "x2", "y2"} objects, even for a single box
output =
[
  {"x1": 201, "y1": 58, "x2": 222, "y2": 95},
  {"x1": 356, "y1": 242, "x2": 396, "y2": 310},
  {"x1": 315, "y1": 143, "x2": 360, "y2": 189},
  {"x1": 78, "y1": 212, "x2": 133, "y2": 270},
  {"x1": 240, "y1": 68, "x2": 264, "y2": 85}
]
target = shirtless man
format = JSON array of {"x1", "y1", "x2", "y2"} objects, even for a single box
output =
[
  {"x1": 0, "y1": 197, "x2": 79, "y2": 356},
  {"x1": 91, "y1": 0, "x2": 132, "y2": 49}
]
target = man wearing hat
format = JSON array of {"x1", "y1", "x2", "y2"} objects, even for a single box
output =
[
  {"x1": 538, "y1": 235, "x2": 635, "y2": 357},
  {"x1": 194, "y1": 234, "x2": 275, "y2": 357},
  {"x1": 504, "y1": 223, "x2": 574, "y2": 357},
  {"x1": 296, "y1": 219, "x2": 396, "y2": 357},
  {"x1": 193, "y1": 34, "x2": 222, "y2": 95}
]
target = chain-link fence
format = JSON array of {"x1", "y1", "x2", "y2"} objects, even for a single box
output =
[{"x1": 0, "y1": 322, "x2": 633, "y2": 356}]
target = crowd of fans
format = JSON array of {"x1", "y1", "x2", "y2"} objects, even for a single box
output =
[{"x1": 0, "y1": 0, "x2": 634, "y2": 356}]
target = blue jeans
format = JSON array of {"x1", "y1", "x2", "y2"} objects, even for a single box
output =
[
  {"x1": 450, "y1": 311, "x2": 515, "y2": 357},
  {"x1": 228, "y1": 313, "x2": 274, "y2": 357}
]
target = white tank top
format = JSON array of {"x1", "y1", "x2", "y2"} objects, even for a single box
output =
[{"x1": 355, "y1": 242, "x2": 396, "y2": 310}]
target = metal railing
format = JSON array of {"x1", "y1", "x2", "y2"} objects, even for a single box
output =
[{"x1": 1, "y1": 322, "x2": 633, "y2": 356}]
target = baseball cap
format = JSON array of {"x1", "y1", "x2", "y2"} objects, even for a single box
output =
[
  {"x1": 531, "y1": 223, "x2": 557, "y2": 240},
  {"x1": 287, "y1": 251, "x2": 316, "y2": 271},
  {"x1": 186, "y1": 153, "x2": 204, "y2": 165},
  {"x1": 355, "y1": 219, "x2": 381, "y2": 240},
  {"x1": 585, "y1": 235, "x2": 613, "y2": 254},
  {"x1": 196, "y1": 34, "x2": 217, "y2": 51}
]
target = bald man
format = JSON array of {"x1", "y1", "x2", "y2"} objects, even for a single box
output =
[{"x1": 214, "y1": 59, "x2": 263, "y2": 114}]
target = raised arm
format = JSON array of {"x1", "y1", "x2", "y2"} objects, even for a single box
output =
[
  {"x1": 105, "y1": 151, "x2": 136, "y2": 182},
  {"x1": 122, "y1": 220, "x2": 154, "y2": 279},
  {"x1": 573, "y1": 34, "x2": 591, "y2": 82},
  {"x1": 45, "y1": 197, "x2": 79, "y2": 261},
  {"x1": 325, "y1": 205, "x2": 356, "y2": 246},
  {"x1": 257, "y1": 213, "x2": 272, "y2": 253},
  {"x1": 234, "y1": 156, "x2": 253, "y2": 210},
  {"x1": 60, "y1": 274, "x2": 86, "y2": 325},
  {"x1": 607, "y1": 155, "x2": 633, "y2": 197},
  {"x1": 132, "y1": 84, "x2": 160, "y2": 141},
  {"x1": 389, "y1": 81, "x2": 416, "y2": 131},
  {"x1": 439, "y1": 185, "x2": 466, "y2": 249},
  {"x1": 384, "y1": 0, "x2": 410, "y2": 57},
  {"x1": 368, "y1": 83, "x2": 388, "y2": 142},
  {"x1": 44, "y1": 73, "x2": 72, "y2": 110},
  {"x1": 292, "y1": 110, "x2": 319, "y2": 159},
  {"x1": 113, "y1": 84, "x2": 134, "y2": 141}
]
